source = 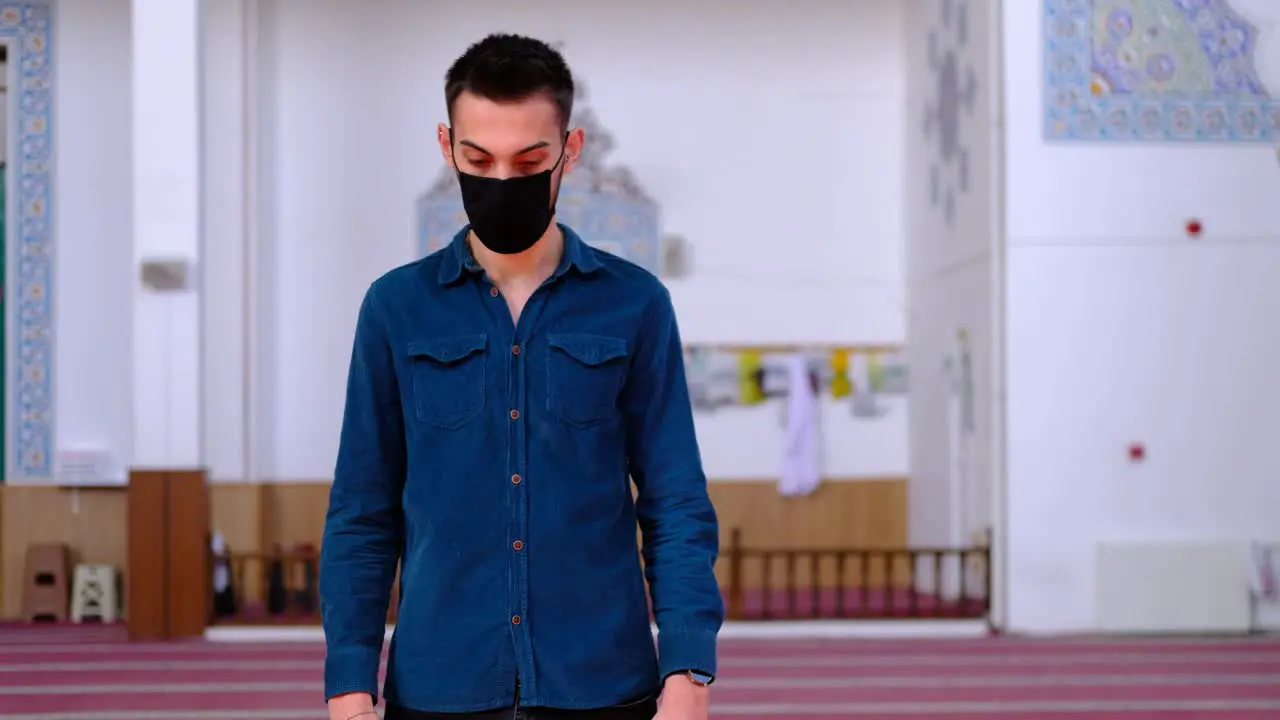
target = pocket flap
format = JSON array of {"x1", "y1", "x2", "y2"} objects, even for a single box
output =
[
  {"x1": 548, "y1": 333, "x2": 628, "y2": 366},
  {"x1": 407, "y1": 334, "x2": 487, "y2": 364}
]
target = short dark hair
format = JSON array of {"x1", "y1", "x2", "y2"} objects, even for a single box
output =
[{"x1": 445, "y1": 34, "x2": 575, "y2": 130}]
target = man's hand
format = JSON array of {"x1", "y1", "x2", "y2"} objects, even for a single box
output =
[
  {"x1": 654, "y1": 673, "x2": 710, "y2": 720},
  {"x1": 327, "y1": 691, "x2": 376, "y2": 720}
]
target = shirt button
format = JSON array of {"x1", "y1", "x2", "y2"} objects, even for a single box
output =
[
  {"x1": 511, "y1": 615, "x2": 522, "y2": 625},
  {"x1": 509, "y1": 409, "x2": 520, "y2": 420},
  {"x1": 511, "y1": 474, "x2": 522, "y2": 485},
  {"x1": 512, "y1": 540, "x2": 524, "y2": 551},
  {"x1": 489, "y1": 286, "x2": 499, "y2": 297},
  {"x1": 511, "y1": 345, "x2": 521, "y2": 356}
]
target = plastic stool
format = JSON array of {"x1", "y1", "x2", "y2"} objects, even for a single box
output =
[
  {"x1": 21, "y1": 544, "x2": 70, "y2": 622},
  {"x1": 70, "y1": 564, "x2": 120, "y2": 623}
]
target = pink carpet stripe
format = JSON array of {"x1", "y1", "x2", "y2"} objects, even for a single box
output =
[
  {"x1": 711, "y1": 710, "x2": 1280, "y2": 720},
  {"x1": 12, "y1": 693, "x2": 1280, "y2": 715},
  {"x1": 714, "y1": 661, "x2": 1280, "y2": 677},
  {"x1": 720, "y1": 684, "x2": 1280, "y2": 703},
  {"x1": 1, "y1": 627, "x2": 1278, "y2": 717},
  {"x1": 7, "y1": 681, "x2": 1280, "y2": 711},
  {"x1": 1, "y1": 691, "x2": 328, "y2": 713},
  {"x1": 5, "y1": 645, "x2": 1279, "y2": 664},
  {"x1": 7, "y1": 665, "x2": 1280, "y2": 685}
]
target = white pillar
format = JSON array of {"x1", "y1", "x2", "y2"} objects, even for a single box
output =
[{"x1": 131, "y1": 0, "x2": 204, "y2": 468}]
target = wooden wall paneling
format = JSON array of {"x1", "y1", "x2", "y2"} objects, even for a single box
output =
[
  {"x1": 126, "y1": 471, "x2": 169, "y2": 639},
  {"x1": 261, "y1": 483, "x2": 329, "y2": 550},
  {"x1": 1, "y1": 477, "x2": 911, "y2": 619},
  {"x1": 706, "y1": 479, "x2": 909, "y2": 589},
  {"x1": 242, "y1": 478, "x2": 907, "y2": 555},
  {"x1": 166, "y1": 470, "x2": 211, "y2": 638},
  {"x1": 210, "y1": 482, "x2": 264, "y2": 602},
  {"x1": 0, "y1": 485, "x2": 128, "y2": 619}
]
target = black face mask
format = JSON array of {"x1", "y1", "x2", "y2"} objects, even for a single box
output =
[{"x1": 455, "y1": 140, "x2": 566, "y2": 255}]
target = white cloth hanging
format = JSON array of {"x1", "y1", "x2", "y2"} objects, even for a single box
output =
[
  {"x1": 849, "y1": 352, "x2": 883, "y2": 418},
  {"x1": 211, "y1": 531, "x2": 230, "y2": 594},
  {"x1": 779, "y1": 353, "x2": 822, "y2": 497},
  {"x1": 1250, "y1": 542, "x2": 1278, "y2": 602}
]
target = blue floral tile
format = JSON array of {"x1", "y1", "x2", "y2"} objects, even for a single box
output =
[
  {"x1": 0, "y1": 1, "x2": 55, "y2": 480},
  {"x1": 1045, "y1": 0, "x2": 1274, "y2": 141}
]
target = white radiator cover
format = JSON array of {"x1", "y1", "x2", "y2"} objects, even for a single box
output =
[{"x1": 1095, "y1": 541, "x2": 1253, "y2": 634}]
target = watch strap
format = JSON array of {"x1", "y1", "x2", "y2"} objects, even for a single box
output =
[{"x1": 683, "y1": 670, "x2": 714, "y2": 686}]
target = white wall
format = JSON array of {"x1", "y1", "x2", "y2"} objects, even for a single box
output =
[
  {"x1": 904, "y1": 0, "x2": 1000, "y2": 553},
  {"x1": 234, "y1": 0, "x2": 911, "y2": 481},
  {"x1": 19, "y1": 0, "x2": 911, "y2": 485},
  {"x1": 42, "y1": 0, "x2": 134, "y2": 480},
  {"x1": 201, "y1": 0, "x2": 249, "y2": 481},
  {"x1": 1002, "y1": 0, "x2": 1280, "y2": 633}
]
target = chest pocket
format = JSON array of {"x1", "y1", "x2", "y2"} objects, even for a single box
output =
[
  {"x1": 547, "y1": 333, "x2": 630, "y2": 427},
  {"x1": 406, "y1": 334, "x2": 487, "y2": 429}
]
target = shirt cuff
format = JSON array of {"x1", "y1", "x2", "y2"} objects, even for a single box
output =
[
  {"x1": 657, "y1": 627, "x2": 718, "y2": 680},
  {"x1": 324, "y1": 645, "x2": 383, "y2": 704}
]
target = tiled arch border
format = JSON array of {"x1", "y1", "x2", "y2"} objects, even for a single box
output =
[{"x1": 2, "y1": 1, "x2": 54, "y2": 481}]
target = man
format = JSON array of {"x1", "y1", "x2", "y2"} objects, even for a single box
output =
[{"x1": 320, "y1": 34, "x2": 723, "y2": 720}]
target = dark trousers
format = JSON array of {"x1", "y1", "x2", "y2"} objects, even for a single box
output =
[{"x1": 385, "y1": 693, "x2": 658, "y2": 720}]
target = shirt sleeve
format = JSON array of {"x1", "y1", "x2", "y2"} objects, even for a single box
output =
[
  {"x1": 319, "y1": 284, "x2": 407, "y2": 704},
  {"x1": 621, "y1": 285, "x2": 724, "y2": 680}
]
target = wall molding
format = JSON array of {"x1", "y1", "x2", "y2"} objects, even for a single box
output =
[{"x1": 4, "y1": 1, "x2": 54, "y2": 481}]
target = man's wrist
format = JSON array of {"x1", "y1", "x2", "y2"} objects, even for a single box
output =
[
  {"x1": 664, "y1": 669, "x2": 715, "y2": 687},
  {"x1": 327, "y1": 691, "x2": 375, "y2": 719}
]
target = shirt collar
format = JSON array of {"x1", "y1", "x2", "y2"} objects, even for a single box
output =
[{"x1": 437, "y1": 223, "x2": 603, "y2": 285}]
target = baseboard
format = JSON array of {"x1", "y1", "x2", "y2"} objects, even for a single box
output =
[
  {"x1": 203, "y1": 619, "x2": 989, "y2": 643},
  {"x1": 1096, "y1": 541, "x2": 1253, "y2": 633}
]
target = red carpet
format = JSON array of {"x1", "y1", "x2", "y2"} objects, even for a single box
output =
[{"x1": 1, "y1": 624, "x2": 1279, "y2": 718}]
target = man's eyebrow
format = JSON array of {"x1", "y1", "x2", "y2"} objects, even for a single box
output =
[
  {"x1": 515, "y1": 141, "x2": 551, "y2": 154},
  {"x1": 457, "y1": 140, "x2": 551, "y2": 155},
  {"x1": 458, "y1": 140, "x2": 491, "y2": 155}
]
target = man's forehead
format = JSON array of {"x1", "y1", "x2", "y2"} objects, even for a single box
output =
[{"x1": 453, "y1": 92, "x2": 560, "y2": 130}]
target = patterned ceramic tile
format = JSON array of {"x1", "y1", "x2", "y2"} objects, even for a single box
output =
[
  {"x1": 417, "y1": 82, "x2": 663, "y2": 274},
  {"x1": 0, "y1": 1, "x2": 54, "y2": 480},
  {"x1": 925, "y1": 0, "x2": 979, "y2": 227},
  {"x1": 1045, "y1": 0, "x2": 1274, "y2": 141}
]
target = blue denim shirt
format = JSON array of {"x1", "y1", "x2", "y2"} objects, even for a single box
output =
[{"x1": 320, "y1": 225, "x2": 723, "y2": 713}]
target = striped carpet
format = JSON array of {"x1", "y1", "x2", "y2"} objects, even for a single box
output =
[{"x1": 1, "y1": 625, "x2": 1279, "y2": 718}]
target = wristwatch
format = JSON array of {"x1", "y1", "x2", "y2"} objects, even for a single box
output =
[{"x1": 676, "y1": 670, "x2": 714, "y2": 687}]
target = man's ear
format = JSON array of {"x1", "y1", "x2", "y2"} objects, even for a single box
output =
[
  {"x1": 563, "y1": 127, "x2": 586, "y2": 174},
  {"x1": 437, "y1": 123, "x2": 455, "y2": 168}
]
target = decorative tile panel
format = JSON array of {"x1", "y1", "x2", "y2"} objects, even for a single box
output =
[
  {"x1": 1045, "y1": 0, "x2": 1274, "y2": 141},
  {"x1": 924, "y1": 0, "x2": 979, "y2": 227},
  {"x1": 2, "y1": 1, "x2": 54, "y2": 480}
]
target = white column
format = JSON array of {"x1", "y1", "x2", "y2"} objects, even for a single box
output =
[
  {"x1": 200, "y1": 0, "x2": 248, "y2": 480},
  {"x1": 131, "y1": 0, "x2": 204, "y2": 468}
]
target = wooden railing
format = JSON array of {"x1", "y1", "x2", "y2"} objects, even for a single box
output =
[
  {"x1": 210, "y1": 529, "x2": 990, "y2": 625},
  {"x1": 210, "y1": 545, "x2": 401, "y2": 625},
  {"x1": 720, "y1": 528, "x2": 990, "y2": 621}
]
